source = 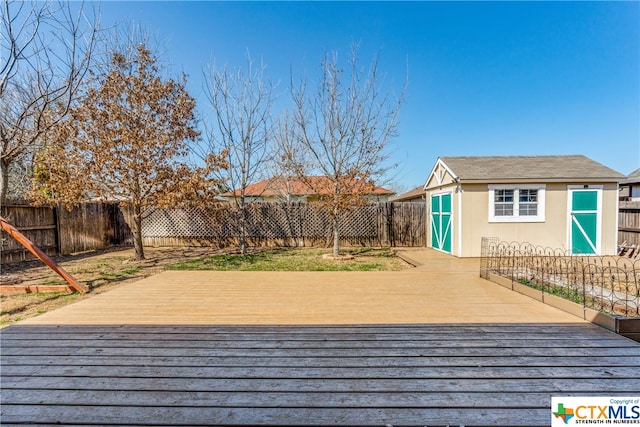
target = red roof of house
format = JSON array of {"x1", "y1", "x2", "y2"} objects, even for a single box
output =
[{"x1": 224, "y1": 176, "x2": 394, "y2": 197}]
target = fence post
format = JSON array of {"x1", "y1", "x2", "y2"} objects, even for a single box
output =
[
  {"x1": 388, "y1": 203, "x2": 394, "y2": 247},
  {"x1": 54, "y1": 203, "x2": 62, "y2": 255}
]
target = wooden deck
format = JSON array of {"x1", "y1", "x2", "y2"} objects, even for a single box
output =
[
  {"x1": 2, "y1": 249, "x2": 640, "y2": 425},
  {"x1": 2, "y1": 323, "x2": 639, "y2": 426},
  {"x1": 16, "y1": 250, "x2": 588, "y2": 325}
]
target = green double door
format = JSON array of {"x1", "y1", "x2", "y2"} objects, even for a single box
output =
[
  {"x1": 569, "y1": 189, "x2": 599, "y2": 255},
  {"x1": 430, "y1": 193, "x2": 452, "y2": 253}
]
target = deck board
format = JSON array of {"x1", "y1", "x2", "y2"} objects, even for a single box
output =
[
  {"x1": 2, "y1": 324, "x2": 639, "y2": 426},
  {"x1": 0, "y1": 405, "x2": 551, "y2": 427},
  {"x1": 3, "y1": 376, "x2": 639, "y2": 392}
]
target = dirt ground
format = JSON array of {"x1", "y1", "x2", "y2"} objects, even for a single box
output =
[{"x1": 0, "y1": 246, "x2": 223, "y2": 326}]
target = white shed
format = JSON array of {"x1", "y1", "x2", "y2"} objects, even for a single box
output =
[{"x1": 424, "y1": 155, "x2": 624, "y2": 257}]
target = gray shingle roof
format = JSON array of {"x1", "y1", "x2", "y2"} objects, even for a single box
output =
[
  {"x1": 389, "y1": 186, "x2": 425, "y2": 202},
  {"x1": 439, "y1": 155, "x2": 624, "y2": 182},
  {"x1": 621, "y1": 168, "x2": 640, "y2": 184}
]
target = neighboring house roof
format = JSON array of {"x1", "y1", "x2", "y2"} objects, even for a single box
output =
[
  {"x1": 434, "y1": 155, "x2": 624, "y2": 183},
  {"x1": 621, "y1": 168, "x2": 640, "y2": 185},
  {"x1": 224, "y1": 176, "x2": 394, "y2": 197},
  {"x1": 389, "y1": 186, "x2": 425, "y2": 202}
]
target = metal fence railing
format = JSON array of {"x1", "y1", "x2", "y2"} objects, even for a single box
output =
[{"x1": 480, "y1": 237, "x2": 640, "y2": 318}]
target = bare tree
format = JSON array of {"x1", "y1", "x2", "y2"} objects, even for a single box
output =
[
  {"x1": 0, "y1": 0, "x2": 99, "y2": 204},
  {"x1": 291, "y1": 47, "x2": 405, "y2": 256},
  {"x1": 4, "y1": 157, "x2": 32, "y2": 201},
  {"x1": 267, "y1": 112, "x2": 311, "y2": 202},
  {"x1": 30, "y1": 43, "x2": 227, "y2": 260},
  {"x1": 203, "y1": 54, "x2": 274, "y2": 254}
]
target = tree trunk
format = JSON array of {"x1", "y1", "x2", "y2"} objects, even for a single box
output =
[
  {"x1": 239, "y1": 203, "x2": 247, "y2": 255},
  {"x1": 332, "y1": 206, "x2": 340, "y2": 256},
  {"x1": 0, "y1": 158, "x2": 9, "y2": 206},
  {"x1": 132, "y1": 204, "x2": 145, "y2": 260}
]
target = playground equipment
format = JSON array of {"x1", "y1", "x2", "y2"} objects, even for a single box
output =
[{"x1": 0, "y1": 216, "x2": 88, "y2": 293}]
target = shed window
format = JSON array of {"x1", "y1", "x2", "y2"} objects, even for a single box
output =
[{"x1": 489, "y1": 185, "x2": 545, "y2": 222}]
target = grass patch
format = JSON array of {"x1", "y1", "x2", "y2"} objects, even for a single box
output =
[
  {"x1": 40, "y1": 278, "x2": 65, "y2": 286},
  {"x1": 517, "y1": 278, "x2": 585, "y2": 304},
  {"x1": 166, "y1": 247, "x2": 407, "y2": 272},
  {"x1": 1, "y1": 317, "x2": 21, "y2": 325},
  {"x1": 0, "y1": 292, "x2": 78, "y2": 317},
  {"x1": 97, "y1": 267, "x2": 140, "y2": 280}
]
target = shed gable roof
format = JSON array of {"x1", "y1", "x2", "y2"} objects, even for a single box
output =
[{"x1": 437, "y1": 155, "x2": 624, "y2": 183}]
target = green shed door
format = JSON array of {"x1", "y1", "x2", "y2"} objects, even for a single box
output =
[
  {"x1": 430, "y1": 193, "x2": 452, "y2": 253},
  {"x1": 569, "y1": 189, "x2": 599, "y2": 255}
]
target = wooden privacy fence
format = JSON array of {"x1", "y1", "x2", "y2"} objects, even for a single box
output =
[
  {"x1": 1, "y1": 202, "x2": 426, "y2": 263},
  {"x1": 1, "y1": 205, "x2": 58, "y2": 263},
  {"x1": 1, "y1": 203, "x2": 131, "y2": 264},
  {"x1": 619, "y1": 201, "x2": 640, "y2": 247}
]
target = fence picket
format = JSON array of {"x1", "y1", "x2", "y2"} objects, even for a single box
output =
[{"x1": 619, "y1": 202, "x2": 640, "y2": 247}]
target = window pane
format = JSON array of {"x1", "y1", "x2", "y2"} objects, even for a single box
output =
[
  {"x1": 520, "y1": 203, "x2": 538, "y2": 216},
  {"x1": 495, "y1": 203, "x2": 514, "y2": 216},
  {"x1": 519, "y1": 189, "x2": 537, "y2": 203},
  {"x1": 495, "y1": 189, "x2": 513, "y2": 203},
  {"x1": 494, "y1": 189, "x2": 514, "y2": 216},
  {"x1": 518, "y1": 189, "x2": 538, "y2": 216}
]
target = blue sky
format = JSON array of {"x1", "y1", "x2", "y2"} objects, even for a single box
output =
[{"x1": 98, "y1": 1, "x2": 639, "y2": 191}]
